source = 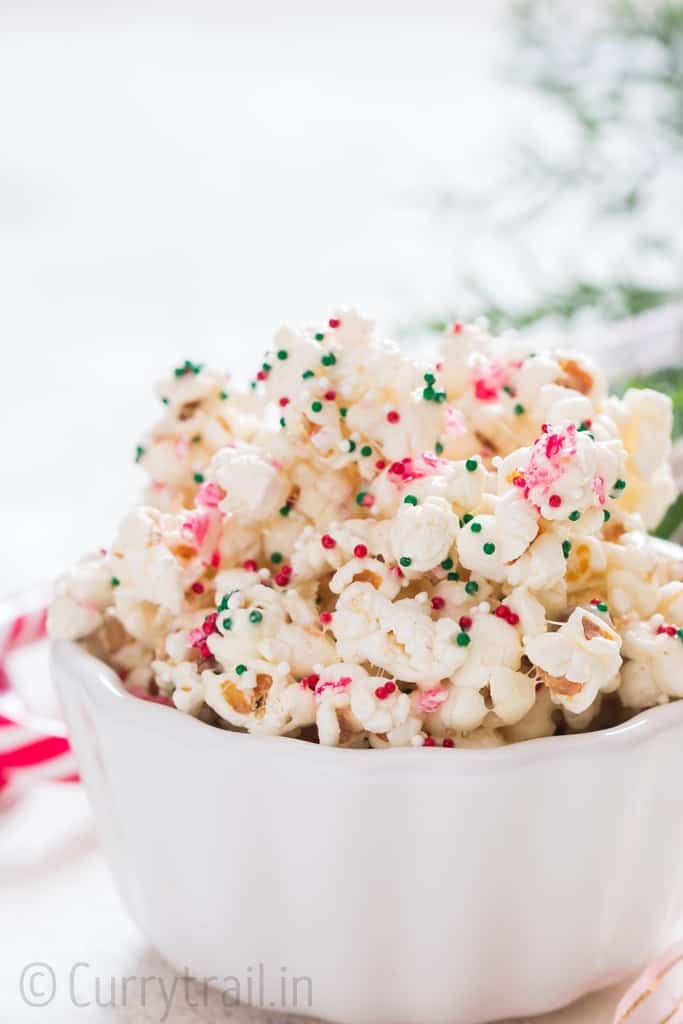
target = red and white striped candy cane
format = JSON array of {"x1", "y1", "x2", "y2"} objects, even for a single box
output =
[{"x1": 0, "y1": 587, "x2": 78, "y2": 801}]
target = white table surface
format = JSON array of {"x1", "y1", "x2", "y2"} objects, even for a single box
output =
[{"x1": 0, "y1": 2, "x2": 654, "y2": 1021}]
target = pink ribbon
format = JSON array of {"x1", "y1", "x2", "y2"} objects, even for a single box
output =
[{"x1": 0, "y1": 594, "x2": 78, "y2": 800}]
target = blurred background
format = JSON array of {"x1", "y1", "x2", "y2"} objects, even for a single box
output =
[{"x1": 1, "y1": 0, "x2": 682, "y2": 593}]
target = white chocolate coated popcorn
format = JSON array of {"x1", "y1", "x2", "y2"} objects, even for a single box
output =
[{"x1": 50, "y1": 308, "x2": 680, "y2": 748}]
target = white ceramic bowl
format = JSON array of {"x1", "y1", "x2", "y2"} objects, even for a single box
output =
[{"x1": 51, "y1": 637, "x2": 683, "y2": 1024}]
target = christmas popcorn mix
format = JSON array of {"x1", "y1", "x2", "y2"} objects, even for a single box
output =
[{"x1": 49, "y1": 310, "x2": 682, "y2": 748}]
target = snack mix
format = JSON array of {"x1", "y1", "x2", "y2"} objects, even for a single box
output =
[{"x1": 49, "y1": 311, "x2": 683, "y2": 748}]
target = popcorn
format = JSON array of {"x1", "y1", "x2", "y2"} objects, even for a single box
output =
[
  {"x1": 50, "y1": 309, "x2": 680, "y2": 748},
  {"x1": 389, "y1": 495, "x2": 459, "y2": 573},
  {"x1": 525, "y1": 607, "x2": 622, "y2": 714}
]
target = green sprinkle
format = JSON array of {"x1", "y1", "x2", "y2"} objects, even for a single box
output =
[
  {"x1": 404, "y1": 494, "x2": 418, "y2": 505},
  {"x1": 603, "y1": 509, "x2": 611, "y2": 522},
  {"x1": 279, "y1": 417, "x2": 286, "y2": 428},
  {"x1": 302, "y1": 370, "x2": 315, "y2": 379},
  {"x1": 222, "y1": 617, "x2": 232, "y2": 630},
  {"x1": 483, "y1": 542, "x2": 496, "y2": 555},
  {"x1": 678, "y1": 629, "x2": 683, "y2": 641},
  {"x1": 503, "y1": 385, "x2": 514, "y2": 396},
  {"x1": 340, "y1": 407, "x2": 348, "y2": 418},
  {"x1": 346, "y1": 440, "x2": 357, "y2": 453},
  {"x1": 360, "y1": 445, "x2": 372, "y2": 457},
  {"x1": 193, "y1": 472, "x2": 204, "y2": 484},
  {"x1": 568, "y1": 510, "x2": 581, "y2": 522},
  {"x1": 356, "y1": 491, "x2": 367, "y2": 506},
  {"x1": 270, "y1": 552, "x2": 283, "y2": 564},
  {"x1": 422, "y1": 386, "x2": 436, "y2": 401},
  {"x1": 514, "y1": 403, "x2": 525, "y2": 416},
  {"x1": 249, "y1": 610, "x2": 263, "y2": 624},
  {"x1": 465, "y1": 459, "x2": 478, "y2": 472},
  {"x1": 279, "y1": 505, "x2": 290, "y2": 517},
  {"x1": 222, "y1": 589, "x2": 240, "y2": 610},
  {"x1": 614, "y1": 479, "x2": 627, "y2": 491},
  {"x1": 311, "y1": 401, "x2": 323, "y2": 413},
  {"x1": 262, "y1": 362, "x2": 272, "y2": 372},
  {"x1": 596, "y1": 602, "x2": 608, "y2": 613},
  {"x1": 399, "y1": 556, "x2": 412, "y2": 568},
  {"x1": 111, "y1": 577, "x2": 120, "y2": 587},
  {"x1": 462, "y1": 513, "x2": 473, "y2": 524},
  {"x1": 435, "y1": 441, "x2": 444, "y2": 455},
  {"x1": 447, "y1": 572, "x2": 460, "y2": 581},
  {"x1": 424, "y1": 372, "x2": 436, "y2": 385},
  {"x1": 562, "y1": 540, "x2": 572, "y2": 559},
  {"x1": 250, "y1": 380, "x2": 257, "y2": 390},
  {"x1": 277, "y1": 350, "x2": 288, "y2": 361},
  {"x1": 174, "y1": 359, "x2": 202, "y2": 378},
  {"x1": 321, "y1": 353, "x2": 336, "y2": 367},
  {"x1": 465, "y1": 580, "x2": 479, "y2": 596},
  {"x1": 470, "y1": 521, "x2": 482, "y2": 533},
  {"x1": 441, "y1": 558, "x2": 454, "y2": 571},
  {"x1": 314, "y1": 332, "x2": 325, "y2": 342},
  {"x1": 135, "y1": 445, "x2": 145, "y2": 463},
  {"x1": 235, "y1": 664, "x2": 248, "y2": 675},
  {"x1": 455, "y1": 632, "x2": 471, "y2": 647},
  {"x1": 435, "y1": 391, "x2": 447, "y2": 403},
  {"x1": 161, "y1": 396, "x2": 170, "y2": 405}
]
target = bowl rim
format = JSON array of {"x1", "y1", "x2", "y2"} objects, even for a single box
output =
[{"x1": 52, "y1": 631, "x2": 683, "y2": 775}]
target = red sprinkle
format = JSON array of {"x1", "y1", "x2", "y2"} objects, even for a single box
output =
[
  {"x1": 458, "y1": 615, "x2": 472, "y2": 631},
  {"x1": 319, "y1": 611, "x2": 333, "y2": 625},
  {"x1": 657, "y1": 625, "x2": 677, "y2": 637},
  {"x1": 376, "y1": 459, "x2": 387, "y2": 470},
  {"x1": 361, "y1": 493, "x2": 375, "y2": 508},
  {"x1": 353, "y1": 543, "x2": 368, "y2": 558},
  {"x1": 386, "y1": 410, "x2": 400, "y2": 424},
  {"x1": 301, "y1": 674, "x2": 319, "y2": 690},
  {"x1": 495, "y1": 605, "x2": 511, "y2": 620},
  {"x1": 191, "y1": 582, "x2": 205, "y2": 594},
  {"x1": 329, "y1": 317, "x2": 341, "y2": 328},
  {"x1": 324, "y1": 390, "x2": 336, "y2": 401},
  {"x1": 423, "y1": 737, "x2": 436, "y2": 747},
  {"x1": 442, "y1": 737, "x2": 455, "y2": 748},
  {"x1": 274, "y1": 572, "x2": 289, "y2": 587},
  {"x1": 278, "y1": 396, "x2": 289, "y2": 407},
  {"x1": 243, "y1": 559, "x2": 258, "y2": 572},
  {"x1": 452, "y1": 322, "x2": 463, "y2": 334},
  {"x1": 256, "y1": 370, "x2": 267, "y2": 381},
  {"x1": 513, "y1": 475, "x2": 526, "y2": 489},
  {"x1": 541, "y1": 423, "x2": 550, "y2": 434},
  {"x1": 431, "y1": 596, "x2": 446, "y2": 610},
  {"x1": 384, "y1": 681, "x2": 397, "y2": 695},
  {"x1": 389, "y1": 461, "x2": 405, "y2": 476},
  {"x1": 321, "y1": 534, "x2": 336, "y2": 550},
  {"x1": 507, "y1": 612, "x2": 520, "y2": 626},
  {"x1": 201, "y1": 613, "x2": 218, "y2": 635},
  {"x1": 375, "y1": 684, "x2": 388, "y2": 699},
  {"x1": 549, "y1": 494, "x2": 562, "y2": 508}
]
